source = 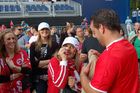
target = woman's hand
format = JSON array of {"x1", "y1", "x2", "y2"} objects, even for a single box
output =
[
  {"x1": 57, "y1": 47, "x2": 67, "y2": 61},
  {"x1": 10, "y1": 73, "x2": 22, "y2": 80},
  {"x1": 6, "y1": 57, "x2": 21, "y2": 72},
  {"x1": 6, "y1": 57, "x2": 15, "y2": 69}
]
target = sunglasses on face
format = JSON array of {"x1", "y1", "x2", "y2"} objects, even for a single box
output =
[{"x1": 18, "y1": 29, "x2": 23, "y2": 31}]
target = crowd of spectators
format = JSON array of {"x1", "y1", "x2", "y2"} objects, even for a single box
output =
[{"x1": 0, "y1": 9, "x2": 139, "y2": 93}]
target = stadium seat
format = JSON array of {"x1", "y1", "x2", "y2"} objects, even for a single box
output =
[
  {"x1": 5, "y1": 5, "x2": 10, "y2": 12},
  {"x1": 42, "y1": 5, "x2": 49, "y2": 11},
  {"x1": 0, "y1": 5, "x2": 4, "y2": 12},
  {"x1": 54, "y1": 4, "x2": 74, "y2": 12},
  {"x1": 22, "y1": 0, "x2": 29, "y2": 2},
  {"x1": 10, "y1": 5, "x2": 15, "y2": 11},
  {"x1": 15, "y1": 5, "x2": 21, "y2": 11},
  {"x1": 26, "y1": 4, "x2": 49, "y2": 13},
  {"x1": 0, "y1": 5, "x2": 21, "y2": 13}
]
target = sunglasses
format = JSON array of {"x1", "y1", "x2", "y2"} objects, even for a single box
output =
[{"x1": 18, "y1": 29, "x2": 23, "y2": 31}]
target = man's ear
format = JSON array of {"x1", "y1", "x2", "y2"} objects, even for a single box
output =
[{"x1": 98, "y1": 24, "x2": 105, "y2": 34}]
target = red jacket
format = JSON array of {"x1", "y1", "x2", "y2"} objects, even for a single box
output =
[
  {"x1": 0, "y1": 55, "x2": 11, "y2": 93},
  {"x1": 47, "y1": 57, "x2": 78, "y2": 93}
]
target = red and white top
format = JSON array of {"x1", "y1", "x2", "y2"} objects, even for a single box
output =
[
  {"x1": 7, "y1": 49, "x2": 31, "y2": 93},
  {"x1": 47, "y1": 57, "x2": 81, "y2": 93},
  {"x1": 0, "y1": 54, "x2": 11, "y2": 93},
  {"x1": 90, "y1": 39, "x2": 139, "y2": 93}
]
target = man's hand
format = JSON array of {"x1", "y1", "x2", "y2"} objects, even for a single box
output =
[
  {"x1": 88, "y1": 49, "x2": 100, "y2": 58},
  {"x1": 80, "y1": 63, "x2": 90, "y2": 78},
  {"x1": 79, "y1": 53, "x2": 87, "y2": 62}
]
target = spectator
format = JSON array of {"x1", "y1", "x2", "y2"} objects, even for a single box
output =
[
  {"x1": 134, "y1": 22, "x2": 140, "y2": 33},
  {"x1": 81, "y1": 17, "x2": 88, "y2": 30},
  {"x1": 0, "y1": 29, "x2": 31, "y2": 93},
  {"x1": 47, "y1": 37, "x2": 81, "y2": 93},
  {"x1": 80, "y1": 36, "x2": 105, "y2": 63},
  {"x1": 0, "y1": 52, "x2": 11, "y2": 93},
  {"x1": 59, "y1": 22, "x2": 76, "y2": 46},
  {"x1": 132, "y1": 28, "x2": 140, "y2": 78},
  {"x1": 129, "y1": 22, "x2": 140, "y2": 41},
  {"x1": 12, "y1": 24, "x2": 24, "y2": 39},
  {"x1": 59, "y1": 27, "x2": 67, "y2": 45},
  {"x1": 125, "y1": 16, "x2": 132, "y2": 36},
  {"x1": 66, "y1": 22, "x2": 75, "y2": 37},
  {"x1": 18, "y1": 28, "x2": 31, "y2": 53},
  {"x1": 50, "y1": 26, "x2": 60, "y2": 44},
  {"x1": 29, "y1": 29, "x2": 38, "y2": 44},
  {"x1": 80, "y1": 9, "x2": 139, "y2": 93},
  {"x1": 30, "y1": 22, "x2": 58, "y2": 93},
  {"x1": 84, "y1": 27, "x2": 92, "y2": 38},
  {"x1": 75, "y1": 27, "x2": 85, "y2": 52}
]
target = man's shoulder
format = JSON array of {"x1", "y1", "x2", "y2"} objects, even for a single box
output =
[{"x1": 84, "y1": 36, "x2": 97, "y2": 42}]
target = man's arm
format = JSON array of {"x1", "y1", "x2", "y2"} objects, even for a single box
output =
[{"x1": 80, "y1": 64, "x2": 100, "y2": 93}]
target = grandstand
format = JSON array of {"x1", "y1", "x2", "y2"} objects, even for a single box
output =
[
  {"x1": 0, "y1": 0, "x2": 130, "y2": 27},
  {"x1": 0, "y1": 0, "x2": 83, "y2": 27}
]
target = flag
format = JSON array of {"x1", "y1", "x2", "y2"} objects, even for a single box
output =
[
  {"x1": 1, "y1": 24, "x2": 7, "y2": 30},
  {"x1": 10, "y1": 20, "x2": 14, "y2": 28}
]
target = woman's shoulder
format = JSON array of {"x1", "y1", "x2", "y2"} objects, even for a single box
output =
[
  {"x1": 30, "y1": 42, "x2": 36, "y2": 48},
  {"x1": 49, "y1": 57, "x2": 60, "y2": 66},
  {"x1": 18, "y1": 49, "x2": 28, "y2": 55}
]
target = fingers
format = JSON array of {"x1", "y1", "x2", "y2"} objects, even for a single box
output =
[
  {"x1": 58, "y1": 47, "x2": 67, "y2": 61},
  {"x1": 81, "y1": 63, "x2": 91, "y2": 75},
  {"x1": 10, "y1": 73, "x2": 22, "y2": 80},
  {"x1": 79, "y1": 53, "x2": 87, "y2": 62},
  {"x1": 88, "y1": 49, "x2": 100, "y2": 57}
]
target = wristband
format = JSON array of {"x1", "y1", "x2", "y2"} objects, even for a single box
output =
[{"x1": 60, "y1": 60, "x2": 67, "y2": 66}]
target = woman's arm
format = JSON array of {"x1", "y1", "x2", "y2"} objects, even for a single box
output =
[{"x1": 38, "y1": 59, "x2": 50, "y2": 68}]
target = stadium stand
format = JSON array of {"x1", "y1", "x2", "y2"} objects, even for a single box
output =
[
  {"x1": 0, "y1": 0, "x2": 16, "y2": 2},
  {"x1": 0, "y1": 0, "x2": 81, "y2": 18},
  {"x1": 54, "y1": 4, "x2": 74, "y2": 12},
  {"x1": 26, "y1": 4, "x2": 49, "y2": 12},
  {"x1": 0, "y1": 0, "x2": 83, "y2": 27},
  {"x1": 0, "y1": 4, "x2": 21, "y2": 13}
]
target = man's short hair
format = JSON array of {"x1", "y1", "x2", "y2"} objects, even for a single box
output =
[
  {"x1": 91, "y1": 9, "x2": 121, "y2": 33},
  {"x1": 11, "y1": 24, "x2": 22, "y2": 31}
]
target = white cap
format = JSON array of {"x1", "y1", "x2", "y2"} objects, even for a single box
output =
[
  {"x1": 38, "y1": 22, "x2": 50, "y2": 31},
  {"x1": 62, "y1": 37, "x2": 80, "y2": 50}
]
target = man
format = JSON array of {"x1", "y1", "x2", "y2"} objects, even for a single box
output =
[
  {"x1": 75, "y1": 27, "x2": 85, "y2": 51},
  {"x1": 80, "y1": 9, "x2": 139, "y2": 93},
  {"x1": 129, "y1": 22, "x2": 140, "y2": 42},
  {"x1": 125, "y1": 16, "x2": 132, "y2": 36},
  {"x1": 12, "y1": 24, "x2": 23, "y2": 39}
]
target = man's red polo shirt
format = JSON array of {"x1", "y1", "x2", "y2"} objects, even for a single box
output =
[{"x1": 90, "y1": 39, "x2": 139, "y2": 93}]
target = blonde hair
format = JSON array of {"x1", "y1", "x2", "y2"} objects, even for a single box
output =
[
  {"x1": 0, "y1": 29, "x2": 20, "y2": 58},
  {"x1": 35, "y1": 30, "x2": 52, "y2": 51}
]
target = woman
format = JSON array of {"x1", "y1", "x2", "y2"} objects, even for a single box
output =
[
  {"x1": 0, "y1": 31, "x2": 11, "y2": 93},
  {"x1": 30, "y1": 22, "x2": 58, "y2": 93},
  {"x1": 0, "y1": 29, "x2": 31, "y2": 93},
  {"x1": 0, "y1": 54, "x2": 11, "y2": 93},
  {"x1": 47, "y1": 37, "x2": 82, "y2": 93}
]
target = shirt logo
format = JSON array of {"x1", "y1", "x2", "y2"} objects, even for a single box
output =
[{"x1": 16, "y1": 59, "x2": 23, "y2": 65}]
